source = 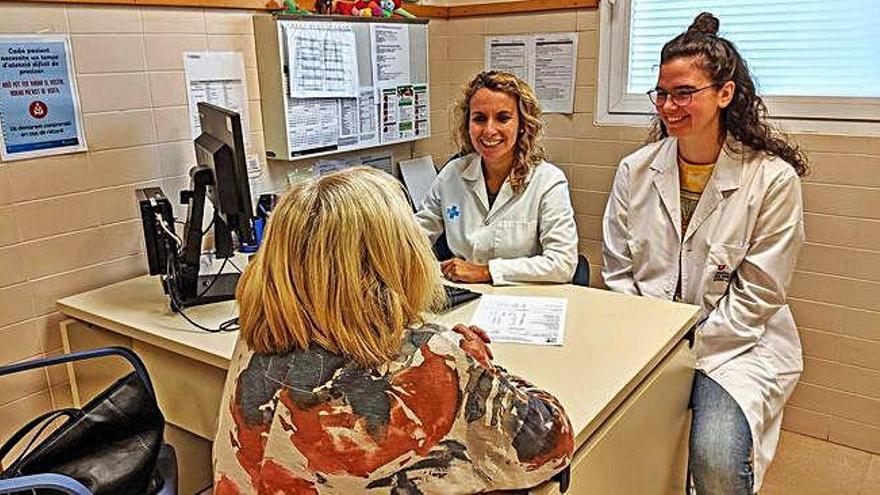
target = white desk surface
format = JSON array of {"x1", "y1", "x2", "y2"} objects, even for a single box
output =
[{"x1": 57, "y1": 275, "x2": 700, "y2": 450}]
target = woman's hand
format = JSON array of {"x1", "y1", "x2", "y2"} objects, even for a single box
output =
[
  {"x1": 441, "y1": 258, "x2": 492, "y2": 283},
  {"x1": 452, "y1": 324, "x2": 494, "y2": 369}
]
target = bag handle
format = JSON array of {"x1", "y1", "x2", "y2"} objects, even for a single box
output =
[
  {"x1": 0, "y1": 347, "x2": 155, "y2": 398},
  {"x1": 0, "y1": 408, "x2": 81, "y2": 470}
]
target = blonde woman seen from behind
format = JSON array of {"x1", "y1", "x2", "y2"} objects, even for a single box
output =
[{"x1": 213, "y1": 167, "x2": 573, "y2": 494}]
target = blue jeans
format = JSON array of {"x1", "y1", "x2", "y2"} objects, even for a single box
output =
[{"x1": 689, "y1": 370, "x2": 754, "y2": 494}]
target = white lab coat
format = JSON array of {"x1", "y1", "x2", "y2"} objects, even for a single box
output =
[
  {"x1": 415, "y1": 152, "x2": 578, "y2": 285},
  {"x1": 602, "y1": 137, "x2": 804, "y2": 492}
]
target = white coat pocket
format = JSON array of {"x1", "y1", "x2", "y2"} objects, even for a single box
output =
[
  {"x1": 701, "y1": 243, "x2": 749, "y2": 306},
  {"x1": 493, "y1": 220, "x2": 538, "y2": 259}
]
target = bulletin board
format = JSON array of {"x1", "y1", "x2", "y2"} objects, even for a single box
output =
[{"x1": 254, "y1": 15, "x2": 430, "y2": 161}]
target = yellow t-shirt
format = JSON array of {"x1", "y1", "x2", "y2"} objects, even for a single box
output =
[{"x1": 678, "y1": 156, "x2": 715, "y2": 236}]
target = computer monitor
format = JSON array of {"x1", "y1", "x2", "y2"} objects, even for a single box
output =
[{"x1": 194, "y1": 101, "x2": 255, "y2": 250}]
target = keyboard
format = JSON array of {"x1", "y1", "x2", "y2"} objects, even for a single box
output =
[{"x1": 443, "y1": 285, "x2": 482, "y2": 310}]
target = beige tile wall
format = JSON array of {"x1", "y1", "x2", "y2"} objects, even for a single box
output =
[
  {"x1": 416, "y1": 9, "x2": 880, "y2": 455},
  {"x1": 0, "y1": 1, "x2": 416, "y2": 446}
]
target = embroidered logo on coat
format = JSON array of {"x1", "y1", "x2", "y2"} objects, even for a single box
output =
[
  {"x1": 713, "y1": 264, "x2": 731, "y2": 282},
  {"x1": 446, "y1": 205, "x2": 461, "y2": 220}
]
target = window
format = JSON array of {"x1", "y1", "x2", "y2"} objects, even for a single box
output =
[{"x1": 597, "y1": 0, "x2": 880, "y2": 131}]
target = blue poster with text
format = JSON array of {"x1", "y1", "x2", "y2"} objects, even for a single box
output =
[{"x1": 0, "y1": 39, "x2": 83, "y2": 160}]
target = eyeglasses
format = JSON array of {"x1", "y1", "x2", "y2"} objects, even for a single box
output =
[{"x1": 647, "y1": 84, "x2": 718, "y2": 107}]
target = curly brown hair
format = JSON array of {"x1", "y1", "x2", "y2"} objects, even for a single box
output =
[
  {"x1": 453, "y1": 71, "x2": 547, "y2": 192},
  {"x1": 647, "y1": 12, "x2": 809, "y2": 176}
]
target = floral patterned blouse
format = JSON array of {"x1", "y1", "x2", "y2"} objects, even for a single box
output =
[{"x1": 213, "y1": 323, "x2": 573, "y2": 494}]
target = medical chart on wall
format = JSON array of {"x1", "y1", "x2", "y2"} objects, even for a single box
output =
[
  {"x1": 0, "y1": 35, "x2": 86, "y2": 161},
  {"x1": 286, "y1": 21, "x2": 358, "y2": 98},
  {"x1": 485, "y1": 33, "x2": 578, "y2": 114},
  {"x1": 276, "y1": 19, "x2": 428, "y2": 159},
  {"x1": 184, "y1": 52, "x2": 261, "y2": 177}
]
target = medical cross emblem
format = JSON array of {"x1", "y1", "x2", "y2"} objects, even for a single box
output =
[{"x1": 446, "y1": 205, "x2": 460, "y2": 220}]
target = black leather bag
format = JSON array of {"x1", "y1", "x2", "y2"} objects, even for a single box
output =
[{"x1": 0, "y1": 347, "x2": 165, "y2": 495}]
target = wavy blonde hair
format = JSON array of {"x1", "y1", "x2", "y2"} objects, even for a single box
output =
[
  {"x1": 454, "y1": 70, "x2": 546, "y2": 192},
  {"x1": 236, "y1": 167, "x2": 445, "y2": 367}
]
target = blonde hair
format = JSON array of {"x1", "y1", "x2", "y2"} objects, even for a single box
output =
[
  {"x1": 454, "y1": 70, "x2": 546, "y2": 192},
  {"x1": 236, "y1": 167, "x2": 445, "y2": 367}
]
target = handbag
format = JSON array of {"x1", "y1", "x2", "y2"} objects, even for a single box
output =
[{"x1": 0, "y1": 347, "x2": 165, "y2": 495}]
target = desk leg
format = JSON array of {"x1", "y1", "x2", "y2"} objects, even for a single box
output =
[{"x1": 535, "y1": 341, "x2": 695, "y2": 495}]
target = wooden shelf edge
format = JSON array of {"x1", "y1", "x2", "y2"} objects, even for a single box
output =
[
  {"x1": 19, "y1": 0, "x2": 596, "y2": 17},
  {"x1": 447, "y1": 0, "x2": 597, "y2": 17}
]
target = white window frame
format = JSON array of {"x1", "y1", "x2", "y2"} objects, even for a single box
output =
[{"x1": 596, "y1": 0, "x2": 880, "y2": 135}]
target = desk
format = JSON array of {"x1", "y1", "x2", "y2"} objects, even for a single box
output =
[{"x1": 57, "y1": 276, "x2": 700, "y2": 494}]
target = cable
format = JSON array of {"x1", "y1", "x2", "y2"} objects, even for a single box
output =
[
  {"x1": 228, "y1": 257, "x2": 243, "y2": 273},
  {"x1": 196, "y1": 257, "x2": 229, "y2": 298},
  {"x1": 163, "y1": 251, "x2": 238, "y2": 333}
]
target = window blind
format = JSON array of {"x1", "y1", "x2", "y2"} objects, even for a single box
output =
[{"x1": 627, "y1": 0, "x2": 880, "y2": 99}]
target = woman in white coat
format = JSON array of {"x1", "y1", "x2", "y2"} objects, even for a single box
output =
[
  {"x1": 601, "y1": 13, "x2": 808, "y2": 494},
  {"x1": 415, "y1": 71, "x2": 578, "y2": 285}
]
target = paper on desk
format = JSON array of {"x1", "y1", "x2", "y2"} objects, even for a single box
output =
[{"x1": 470, "y1": 295, "x2": 566, "y2": 346}]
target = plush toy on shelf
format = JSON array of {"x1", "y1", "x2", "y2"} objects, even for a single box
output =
[{"x1": 332, "y1": 0, "x2": 416, "y2": 18}]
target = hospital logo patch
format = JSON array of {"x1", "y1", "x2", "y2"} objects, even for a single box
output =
[
  {"x1": 446, "y1": 205, "x2": 461, "y2": 221},
  {"x1": 713, "y1": 264, "x2": 731, "y2": 282}
]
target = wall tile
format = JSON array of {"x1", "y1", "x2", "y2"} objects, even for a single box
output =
[
  {"x1": 544, "y1": 114, "x2": 574, "y2": 139},
  {"x1": 14, "y1": 192, "x2": 100, "y2": 241},
  {"x1": 576, "y1": 58, "x2": 598, "y2": 86},
  {"x1": 795, "y1": 134, "x2": 876, "y2": 155},
  {"x1": 790, "y1": 271, "x2": 880, "y2": 313},
  {"x1": 446, "y1": 18, "x2": 487, "y2": 36},
  {"x1": 806, "y1": 153, "x2": 880, "y2": 188},
  {"x1": 154, "y1": 106, "x2": 192, "y2": 142},
  {"x1": 157, "y1": 140, "x2": 197, "y2": 178},
  {"x1": 0, "y1": 320, "x2": 42, "y2": 365},
  {"x1": 22, "y1": 229, "x2": 105, "y2": 280},
  {"x1": 830, "y1": 417, "x2": 880, "y2": 456},
  {"x1": 67, "y1": 5, "x2": 142, "y2": 33},
  {"x1": 449, "y1": 60, "x2": 484, "y2": 87},
  {"x1": 98, "y1": 220, "x2": 144, "y2": 261},
  {"x1": 488, "y1": 12, "x2": 575, "y2": 35},
  {"x1": 571, "y1": 189, "x2": 608, "y2": 216},
  {"x1": 429, "y1": 36, "x2": 448, "y2": 63},
  {"x1": 83, "y1": 109, "x2": 156, "y2": 151},
  {"x1": 77, "y1": 73, "x2": 152, "y2": 113},
  {"x1": 571, "y1": 139, "x2": 638, "y2": 165},
  {"x1": 0, "y1": 362, "x2": 50, "y2": 404},
  {"x1": 577, "y1": 30, "x2": 599, "y2": 60},
  {"x1": 0, "y1": 283, "x2": 34, "y2": 328},
  {"x1": 35, "y1": 312, "x2": 65, "y2": 354},
  {"x1": 144, "y1": 35, "x2": 207, "y2": 71},
  {"x1": 148, "y1": 71, "x2": 188, "y2": 107},
  {"x1": 802, "y1": 357, "x2": 880, "y2": 399},
  {"x1": 449, "y1": 35, "x2": 484, "y2": 61},
  {"x1": 92, "y1": 183, "x2": 151, "y2": 225},
  {"x1": 0, "y1": 391, "x2": 53, "y2": 445},
  {"x1": 804, "y1": 213, "x2": 880, "y2": 251},
  {"x1": 573, "y1": 86, "x2": 597, "y2": 114},
  {"x1": 0, "y1": 3, "x2": 66, "y2": 33},
  {"x1": 799, "y1": 327, "x2": 841, "y2": 361},
  {"x1": 797, "y1": 243, "x2": 880, "y2": 282},
  {"x1": 141, "y1": 7, "x2": 206, "y2": 34},
  {"x1": 0, "y1": 244, "x2": 27, "y2": 288},
  {"x1": 205, "y1": 10, "x2": 254, "y2": 35},
  {"x1": 0, "y1": 207, "x2": 20, "y2": 247},
  {"x1": 569, "y1": 164, "x2": 616, "y2": 192},
  {"x1": 576, "y1": 9, "x2": 599, "y2": 31},
  {"x1": 575, "y1": 213, "x2": 603, "y2": 242},
  {"x1": 71, "y1": 35, "x2": 146, "y2": 74},
  {"x1": 544, "y1": 138, "x2": 572, "y2": 165},
  {"x1": 781, "y1": 405, "x2": 831, "y2": 440},
  {"x1": 430, "y1": 62, "x2": 450, "y2": 87},
  {"x1": 5, "y1": 153, "x2": 93, "y2": 203},
  {"x1": 29, "y1": 257, "x2": 142, "y2": 316},
  {"x1": 89, "y1": 145, "x2": 161, "y2": 189},
  {"x1": 206, "y1": 35, "x2": 257, "y2": 69},
  {"x1": 840, "y1": 337, "x2": 880, "y2": 371},
  {"x1": 0, "y1": 166, "x2": 10, "y2": 206}
]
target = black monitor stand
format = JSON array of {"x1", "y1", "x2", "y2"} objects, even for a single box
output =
[{"x1": 164, "y1": 166, "x2": 241, "y2": 309}]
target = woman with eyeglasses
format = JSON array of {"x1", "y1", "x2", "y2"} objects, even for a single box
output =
[{"x1": 601, "y1": 12, "x2": 808, "y2": 494}]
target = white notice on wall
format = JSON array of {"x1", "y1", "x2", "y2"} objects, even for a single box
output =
[
  {"x1": 183, "y1": 52, "x2": 251, "y2": 140},
  {"x1": 358, "y1": 87, "x2": 378, "y2": 146},
  {"x1": 533, "y1": 33, "x2": 577, "y2": 114},
  {"x1": 484, "y1": 33, "x2": 578, "y2": 114},
  {"x1": 285, "y1": 22, "x2": 359, "y2": 98},
  {"x1": 485, "y1": 36, "x2": 531, "y2": 83},
  {"x1": 371, "y1": 24, "x2": 410, "y2": 87},
  {"x1": 470, "y1": 295, "x2": 567, "y2": 346},
  {"x1": 359, "y1": 151, "x2": 393, "y2": 175},
  {"x1": 287, "y1": 98, "x2": 338, "y2": 153}
]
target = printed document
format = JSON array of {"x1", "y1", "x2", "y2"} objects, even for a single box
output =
[
  {"x1": 285, "y1": 22, "x2": 358, "y2": 98},
  {"x1": 470, "y1": 295, "x2": 567, "y2": 346}
]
